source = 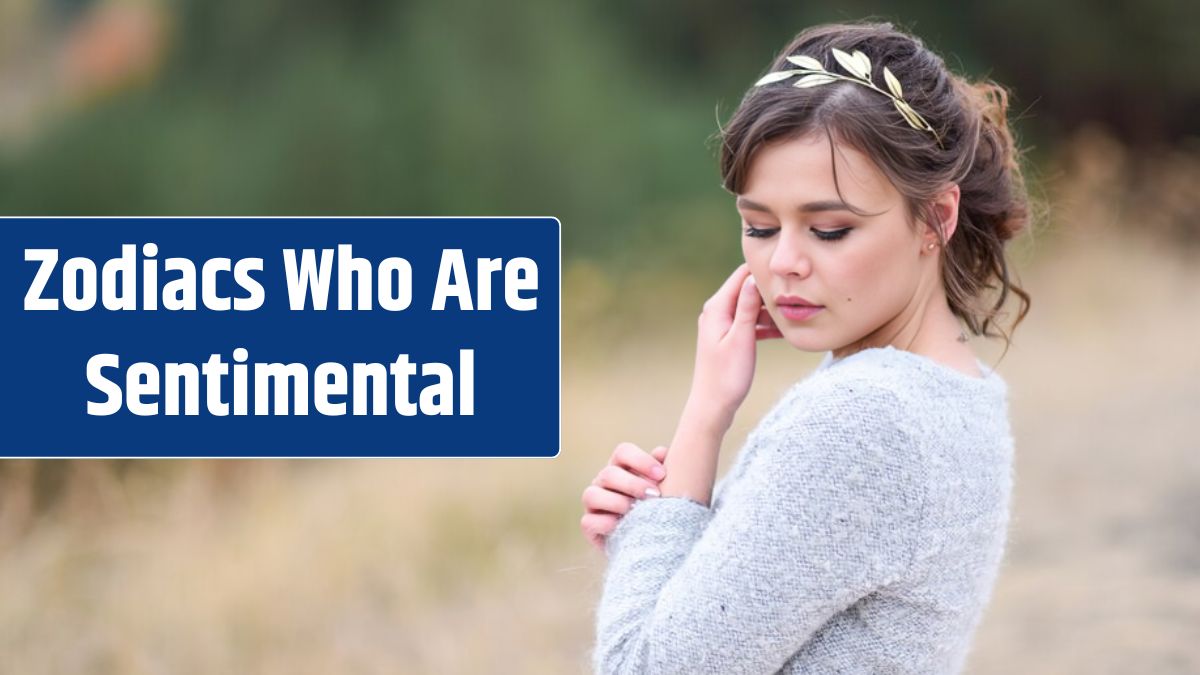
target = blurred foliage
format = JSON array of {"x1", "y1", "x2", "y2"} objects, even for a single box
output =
[{"x1": 0, "y1": 0, "x2": 735, "y2": 277}]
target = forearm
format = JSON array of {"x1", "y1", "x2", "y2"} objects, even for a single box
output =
[
  {"x1": 656, "y1": 395, "x2": 731, "y2": 507},
  {"x1": 595, "y1": 497, "x2": 713, "y2": 674}
]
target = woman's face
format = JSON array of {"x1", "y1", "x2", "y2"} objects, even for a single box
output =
[{"x1": 737, "y1": 133, "x2": 943, "y2": 356}]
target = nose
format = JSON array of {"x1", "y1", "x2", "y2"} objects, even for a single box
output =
[{"x1": 767, "y1": 226, "x2": 812, "y2": 279}]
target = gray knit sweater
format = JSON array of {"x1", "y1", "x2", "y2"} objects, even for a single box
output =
[{"x1": 592, "y1": 345, "x2": 1014, "y2": 674}]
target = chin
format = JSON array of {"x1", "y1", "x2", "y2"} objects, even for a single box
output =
[{"x1": 778, "y1": 329, "x2": 832, "y2": 353}]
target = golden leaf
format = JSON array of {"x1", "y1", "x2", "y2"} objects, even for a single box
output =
[
  {"x1": 893, "y1": 99, "x2": 922, "y2": 129},
  {"x1": 753, "y1": 48, "x2": 940, "y2": 146},
  {"x1": 755, "y1": 70, "x2": 800, "y2": 86},
  {"x1": 852, "y1": 50, "x2": 872, "y2": 79},
  {"x1": 794, "y1": 73, "x2": 838, "y2": 88},
  {"x1": 785, "y1": 55, "x2": 824, "y2": 71},
  {"x1": 831, "y1": 48, "x2": 869, "y2": 80},
  {"x1": 883, "y1": 66, "x2": 903, "y2": 99}
]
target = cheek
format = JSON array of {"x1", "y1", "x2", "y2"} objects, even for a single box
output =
[
  {"x1": 820, "y1": 249, "x2": 873, "y2": 302},
  {"x1": 824, "y1": 240, "x2": 907, "y2": 306},
  {"x1": 742, "y1": 240, "x2": 771, "y2": 275}
]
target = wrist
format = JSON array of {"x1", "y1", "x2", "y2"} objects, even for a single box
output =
[{"x1": 680, "y1": 394, "x2": 735, "y2": 437}]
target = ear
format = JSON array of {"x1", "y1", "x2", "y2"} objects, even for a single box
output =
[{"x1": 923, "y1": 183, "x2": 961, "y2": 249}]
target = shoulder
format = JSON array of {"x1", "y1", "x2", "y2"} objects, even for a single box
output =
[
  {"x1": 787, "y1": 355, "x2": 917, "y2": 434},
  {"x1": 738, "y1": 361, "x2": 930, "y2": 575},
  {"x1": 754, "y1": 355, "x2": 929, "y2": 491}
]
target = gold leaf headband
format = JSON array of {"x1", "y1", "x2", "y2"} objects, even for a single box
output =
[{"x1": 754, "y1": 48, "x2": 945, "y2": 150}]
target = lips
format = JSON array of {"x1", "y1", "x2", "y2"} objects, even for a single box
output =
[
  {"x1": 774, "y1": 294, "x2": 823, "y2": 308},
  {"x1": 774, "y1": 294, "x2": 825, "y2": 322},
  {"x1": 777, "y1": 304, "x2": 824, "y2": 321}
]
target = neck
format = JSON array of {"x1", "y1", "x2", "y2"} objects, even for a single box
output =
[{"x1": 831, "y1": 285, "x2": 964, "y2": 361}]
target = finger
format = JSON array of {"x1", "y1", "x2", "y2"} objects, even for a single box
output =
[
  {"x1": 586, "y1": 531, "x2": 609, "y2": 552},
  {"x1": 756, "y1": 307, "x2": 784, "y2": 340},
  {"x1": 756, "y1": 324, "x2": 785, "y2": 340},
  {"x1": 609, "y1": 441, "x2": 642, "y2": 463},
  {"x1": 613, "y1": 443, "x2": 667, "y2": 481},
  {"x1": 650, "y1": 445, "x2": 668, "y2": 462},
  {"x1": 581, "y1": 485, "x2": 635, "y2": 515},
  {"x1": 595, "y1": 464, "x2": 662, "y2": 499},
  {"x1": 700, "y1": 263, "x2": 751, "y2": 331},
  {"x1": 730, "y1": 273, "x2": 764, "y2": 335},
  {"x1": 756, "y1": 306, "x2": 773, "y2": 328},
  {"x1": 581, "y1": 512, "x2": 618, "y2": 548},
  {"x1": 581, "y1": 511, "x2": 618, "y2": 534}
]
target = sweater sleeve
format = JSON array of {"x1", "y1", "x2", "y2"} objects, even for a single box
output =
[{"x1": 591, "y1": 380, "x2": 928, "y2": 675}]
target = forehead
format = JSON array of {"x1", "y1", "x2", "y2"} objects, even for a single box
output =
[{"x1": 740, "y1": 133, "x2": 897, "y2": 211}]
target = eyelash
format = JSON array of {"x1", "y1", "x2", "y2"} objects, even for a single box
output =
[{"x1": 743, "y1": 225, "x2": 852, "y2": 241}]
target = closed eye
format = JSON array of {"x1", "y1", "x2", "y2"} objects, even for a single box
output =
[{"x1": 743, "y1": 225, "x2": 852, "y2": 241}]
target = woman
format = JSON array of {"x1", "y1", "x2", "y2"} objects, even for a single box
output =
[{"x1": 581, "y1": 20, "x2": 1033, "y2": 675}]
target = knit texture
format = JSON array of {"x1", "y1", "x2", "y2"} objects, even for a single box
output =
[{"x1": 591, "y1": 345, "x2": 1014, "y2": 674}]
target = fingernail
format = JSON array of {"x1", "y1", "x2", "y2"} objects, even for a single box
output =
[{"x1": 645, "y1": 487, "x2": 661, "y2": 498}]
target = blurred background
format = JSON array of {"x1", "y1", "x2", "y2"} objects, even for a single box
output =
[{"x1": 1, "y1": 0, "x2": 1198, "y2": 672}]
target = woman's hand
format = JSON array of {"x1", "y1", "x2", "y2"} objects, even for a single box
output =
[
  {"x1": 687, "y1": 263, "x2": 782, "y2": 433},
  {"x1": 581, "y1": 442, "x2": 669, "y2": 552}
]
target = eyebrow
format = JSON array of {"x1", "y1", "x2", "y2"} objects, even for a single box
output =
[{"x1": 735, "y1": 196, "x2": 859, "y2": 214}]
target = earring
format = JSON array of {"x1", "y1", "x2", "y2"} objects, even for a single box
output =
[{"x1": 926, "y1": 243, "x2": 936, "y2": 250}]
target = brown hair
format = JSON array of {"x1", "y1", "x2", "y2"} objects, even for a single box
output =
[{"x1": 716, "y1": 20, "x2": 1033, "y2": 355}]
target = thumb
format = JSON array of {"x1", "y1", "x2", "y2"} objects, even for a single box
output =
[{"x1": 732, "y1": 274, "x2": 763, "y2": 333}]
